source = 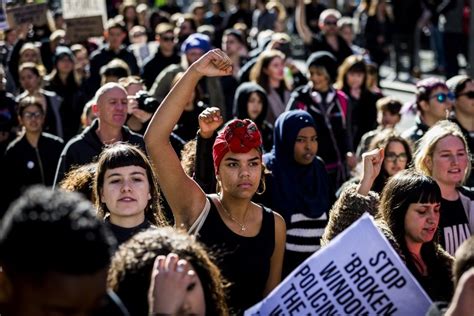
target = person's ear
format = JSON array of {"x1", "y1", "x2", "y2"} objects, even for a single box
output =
[
  {"x1": 424, "y1": 156, "x2": 433, "y2": 174},
  {"x1": 0, "y1": 268, "x2": 13, "y2": 304},
  {"x1": 92, "y1": 103, "x2": 99, "y2": 114},
  {"x1": 419, "y1": 100, "x2": 430, "y2": 113}
]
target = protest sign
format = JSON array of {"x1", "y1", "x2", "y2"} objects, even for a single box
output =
[
  {"x1": 65, "y1": 16, "x2": 103, "y2": 43},
  {"x1": 62, "y1": 0, "x2": 106, "y2": 43},
  {"x1": 245, "y1": 213, "x2": 433, "y2": 316},
  {"x1": 5, "y1": 2, "x2": 47, "y2": 28},
  {"x1": 61, "y1": 0, "x2": 106, "y2": 20}
]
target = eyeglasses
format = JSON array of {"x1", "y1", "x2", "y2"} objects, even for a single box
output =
[
  {"x1": 430, "y1": 92, "x2": 455, "y2": 103},
  {"x1": 23, "y1": 111, "x2": 43, "y2": 120},
  {"x1": 385, "y1": 152, "x2": 408, "y2": 163},
  {"x1": 458, "y1": 91, "x2": 474, "y2": 99},
  {"x1": 161, "y1": 36, "x2": 175, "y2": 42}
]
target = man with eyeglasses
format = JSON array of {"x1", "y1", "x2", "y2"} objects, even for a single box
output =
[
  {"x1": 402, "y1": 77, "x2": 454, "y2": 148},
  {"x1": 1, "y1": 96, "x2": 64, "y2": 213},
  {"x1": 296, "y1": 0, "x2": 352, "y2": 64},
  {"x1": 447, "y1": 75, "x2": 474, "y2": 187},
  {"x1": 141, "y1": 23, "x2": 180, "y2": 90}
]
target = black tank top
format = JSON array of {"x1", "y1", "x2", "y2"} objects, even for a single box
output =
[{"x1": 198, "y1": 197, "x2": 275, "y2": 315}]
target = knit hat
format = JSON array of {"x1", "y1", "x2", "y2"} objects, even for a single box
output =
[
  {"x1": 212, "y1": 119, "x2": 262, "y2": 174},
  {"x1": 181, "y1": 33, "x2": 211, "y2": 54},
  {"x1": 54, "y1": 46, "x2": 74, "y2": 64},
  {"x1": 306, "y1": 51, "x2": 337, "y2": 83}
]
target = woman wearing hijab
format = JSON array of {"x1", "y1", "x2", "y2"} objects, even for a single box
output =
[{"x1": 263, "y1": 110, "x2": 330, "y2": 276}]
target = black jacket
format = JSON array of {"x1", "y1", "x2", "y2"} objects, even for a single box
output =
[
  {"x1": 54, "y1": 119, "x2": 145, "y2": 185},
  {"x1": 141, "y1": 47, "x2": 180, "y2": 89},
  {"x1": 88, "y1": 44, "x2": 139, "y2": 92},
  {"x1": 2, "y1": 132, "x2": 64, "y2": 212},
  {"x1": 307, "y1": 33, "x2": 353, "y2": 64},
  {"x1": 401, "y1": 115, "x2": 430, "y2": 148}
]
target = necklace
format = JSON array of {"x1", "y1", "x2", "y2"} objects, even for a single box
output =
[{"x1": 219, "y1": 200, "x2": 249, "y2": 231}]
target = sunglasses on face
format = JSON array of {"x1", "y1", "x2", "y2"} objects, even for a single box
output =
[
  {"x1": 324, "y1": 20, "x2": 338, "y2": 26},
  {"x1": 458, "y1": 91, "x2": 474, "y2": 99},
  {"x1": 429, "y1": 92, "x2": 455, "y2": 103},
  {"x1": 161, "y1": 36, "x2": 175, "y2": 42},
  {"x1": 23, "y1": 111, "x2": 43, "y2": 120},
  {"x1": 385, "y1": 152, "x2": 408, "y2": 163}
]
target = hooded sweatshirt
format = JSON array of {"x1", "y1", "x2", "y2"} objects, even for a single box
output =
[{"x1": 233, "y1": 82, "x2": 273, "y2": 153}]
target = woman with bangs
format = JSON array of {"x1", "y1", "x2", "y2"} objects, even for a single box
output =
[
  {"x1": 94, "y1": 142, "x2": 167, "y2": 247},
  {"x1": 145, "y1": 49, "x2": 286, "y2": 314},
  {"x1": 323, "y1": 148, "x2": 454, "y2": 301},
  {"x1": 414, "y1": 120, "x2": 473, "y2": 256},
  {"x1": 335, "y1": 55, "x2": 381, "y2": 147}
]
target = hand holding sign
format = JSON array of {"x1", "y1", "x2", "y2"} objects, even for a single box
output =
[{"x1": 245, "y1": 214, "x2": 432, "y2": 316}]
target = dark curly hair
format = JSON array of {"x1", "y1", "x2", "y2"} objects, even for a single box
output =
[
  {"x1": 59, "y1": 162, "x2": 97, "y2": 202},
  {"x1": 107, "y1": 227, "x2": 229, "y2": 315},
  {"x1": 0, "y1": 186, "x2": 115, "y2": 279}
]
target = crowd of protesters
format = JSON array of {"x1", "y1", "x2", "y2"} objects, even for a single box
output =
[{"x1": 0, "y1": 0, "x2": 474, "y2": 315}]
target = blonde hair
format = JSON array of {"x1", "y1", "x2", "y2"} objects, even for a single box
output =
[{"x1": 414, "y1": 120, "x2": 471, "y2": 184}]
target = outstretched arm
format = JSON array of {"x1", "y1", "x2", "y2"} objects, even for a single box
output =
[
  {"x1": 144, "y1": 50, "x2": 232, "y2": 228},
  {"x1": 295, "y1": 0, "x2": 313, "y2": 45},
  {"x1": 194, "y1": 107, "x2": 223, "y2": 194}
]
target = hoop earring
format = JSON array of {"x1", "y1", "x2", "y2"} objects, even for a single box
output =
[{"x1": 256, "y1": 178, "x2": 266, "y2": 195}]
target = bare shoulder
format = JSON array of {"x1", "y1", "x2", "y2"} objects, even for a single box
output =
[{"x1": 272, "y1": 211, "x2": 286, "y2": 231}]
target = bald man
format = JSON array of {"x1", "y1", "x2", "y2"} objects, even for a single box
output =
[{"x1": 53, "y1": 83, "x2": 145, "y2": 185}]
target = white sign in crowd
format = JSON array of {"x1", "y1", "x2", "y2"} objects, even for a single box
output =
[{"x1": 245, "y1": 213, "x2": 432, "y2": 316}]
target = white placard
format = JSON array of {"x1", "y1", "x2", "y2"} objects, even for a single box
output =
[
  {"x1": 245, "y1": 213, "x2": 433, "y2": 316},
  {"x1": 62, "y1": 0, "x2": 106, "y2": 27}
]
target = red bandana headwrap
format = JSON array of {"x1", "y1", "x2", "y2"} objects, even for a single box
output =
[{"x1": 212, "y1": 119, "x2": 262, "y2": 174}]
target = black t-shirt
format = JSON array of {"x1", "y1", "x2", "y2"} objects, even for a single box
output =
[{"x1": 439, "y1": 198, "x2": 471, "y2": 255}]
